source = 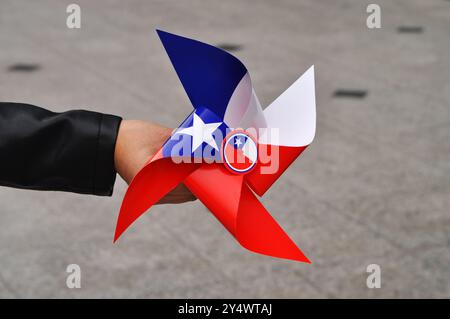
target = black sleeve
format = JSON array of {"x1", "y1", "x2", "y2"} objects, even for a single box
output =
[{"x1": 0, "y1": 102, "x2": 122, "y2": 196}]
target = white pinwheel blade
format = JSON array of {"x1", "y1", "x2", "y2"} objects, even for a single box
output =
[
  {"x1": 223, "y1": 72, "x2": 266, "y2": 129},
  {"x1": 259, "y1": 65, "x2": 316, "y2": 147}
]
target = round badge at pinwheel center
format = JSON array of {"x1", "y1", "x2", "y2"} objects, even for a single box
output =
[{"x1": 222, "y1": 130, "x2": 258, "y2": 174}]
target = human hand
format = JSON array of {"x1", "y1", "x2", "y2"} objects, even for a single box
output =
[{"x1": 114, "y1": 120, "x2": 196, "y2": 204}]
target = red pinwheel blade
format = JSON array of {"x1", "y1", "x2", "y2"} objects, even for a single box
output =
[
  {"x1": 245, "y1": 144, "x2": 307, "y2": 197},
  {"x1": 237, "y1": 183, "x2": 310, "y2": 263},
  {"x1": 184, "y1": 164, "x2": 244, "y2": 234},
  {"x1": 114, "y1": 158, "x2": 199, "y2": 242},
  {"x1": 184, "y1": 164, "x2": 310, "y2": 263}
]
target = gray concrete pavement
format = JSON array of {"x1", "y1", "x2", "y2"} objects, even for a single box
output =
[{"x1": 0, "y1": 0, "x2": 449, "y2": 298}]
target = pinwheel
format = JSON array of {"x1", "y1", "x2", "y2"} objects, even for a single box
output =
[{"x1": 114, "y1": 30, "x2": 316, "y2": 263}]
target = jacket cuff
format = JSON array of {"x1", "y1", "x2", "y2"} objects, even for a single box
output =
[{"x1": 93, "y1": 113, "x2": 122, "y2": 196}]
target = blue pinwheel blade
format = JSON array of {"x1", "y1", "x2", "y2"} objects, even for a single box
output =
[{"x1": 156, "y1": 30, "x2": 248, "y2": 120}]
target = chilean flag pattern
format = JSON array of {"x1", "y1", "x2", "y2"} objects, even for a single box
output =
[
  {"x1": 223, "y1": 132, "x2": 258, "y2": 173},
  {"x1": 114, "y1": 30, "x2": 316, "y2": 263}
]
